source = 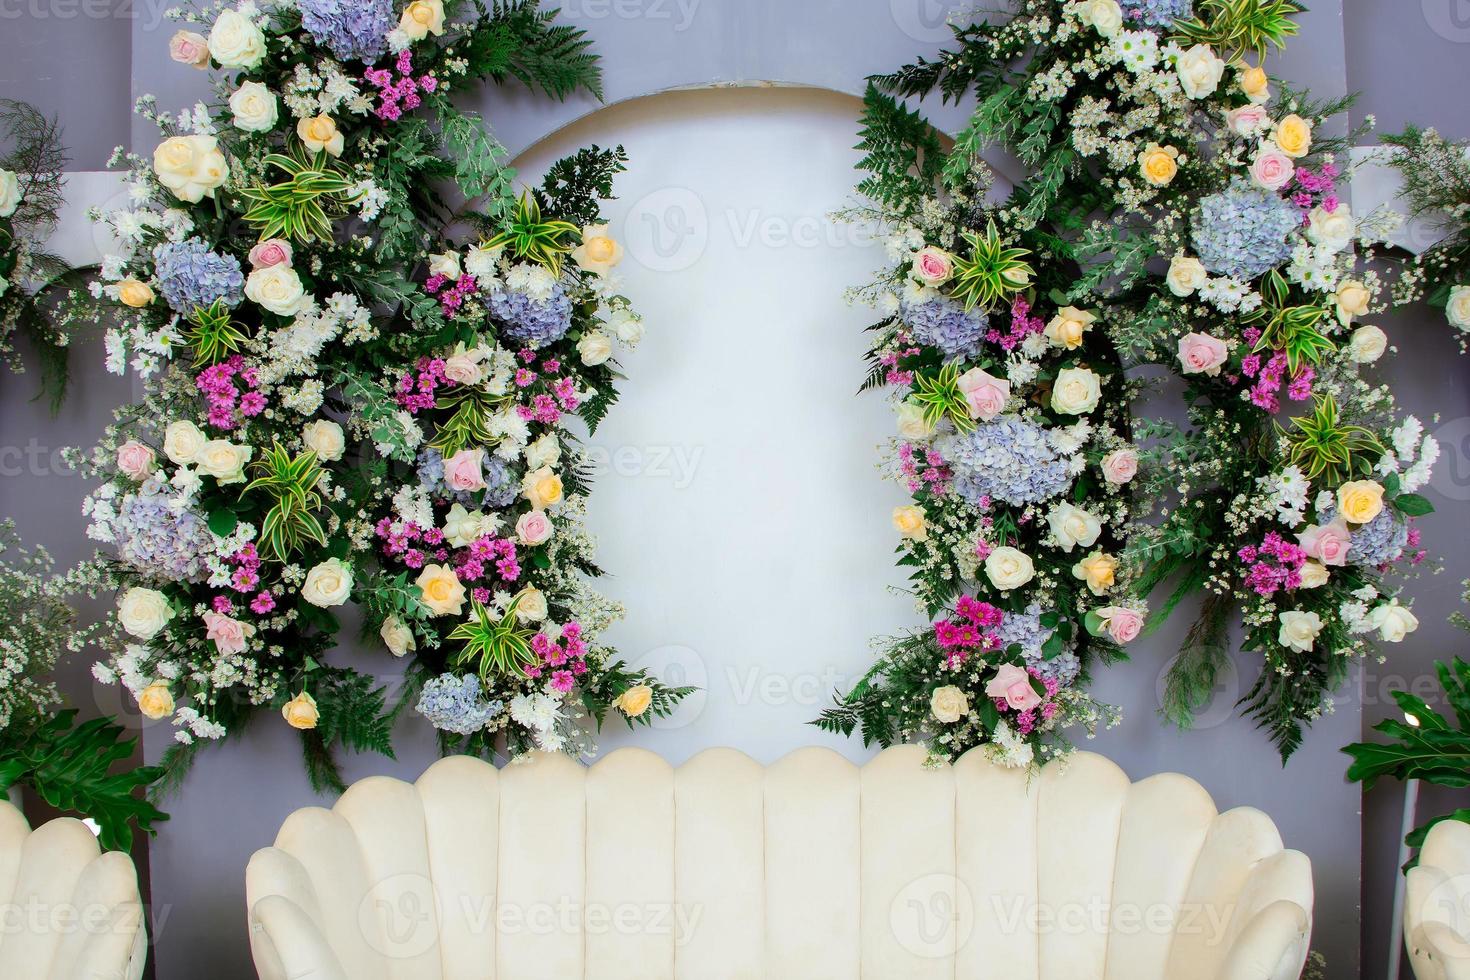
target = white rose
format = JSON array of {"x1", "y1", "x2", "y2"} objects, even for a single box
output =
[
  {"x1": 1368, "y1": 601, "x2": 1419, "y2": 643},
  {"x1": 609, "y1": 311, "x2": 645, "y2": 344},
  {"x1": 428, "y1": 251, "x2": 462, "y2": 281},
  {"x1": 153, "y1": 134, "x2": 228, "y2": 204},
  {"x1": 1176, "y1": 44, "x2": 1226, "y2": 99},
  {"x1": 380, "y1": 615, "x2": 415, "y2": 657},
  {"x1": 1448, "y1": 285, "x2": 1470, "y2": 332},
  {"x1": 302, "y1": 558, "x2": 353, "y2": 608},
  {"x1": 244, "y1": 264, "x2": 308, "y2": 317},
  {"x1": 228, "y1": 81, "x2": 278, "y2": 133},
  {"x1": 1306, "y1": 205, "x2": 1355, "y2": 253},
  {"x1": 514, "y1": 588, "x2": 549, "y2": 623},
  {"x1": 117, "y1": 588, "x2": 174, "y2": 640},
  {"x1": 577, "y1": 331, "x2": 613, "y2": 366},
  {"x1": 1167, "y1": 255, "x2": 1208, "y2": 297},
  {"x1": 1277, "y1": 610, "x2": 1323, "y2": 653},
  {"x1": 930, "y1": 685, "x2": 969, "y2": 724},
  {"x1": 442, "y1": 503, "x2": 499, "y2": 549},
  {"x1": 301, "y1": 420, "x2": 345, "y2": 461},
  {"x1": 525, "y1": 433, "x2": 561, "y2": 471},
  {"x1": 1075, "y1": 0, "x2": 1123, "y2": 37},
  {"x1": 984, "y1": 546, "x2": 1035, "y2": 591},
  {"x1": 1347, "y1": 325, "x2": 1388, "y2": 364},
  {"x1": 208, "y1": 9, "x2": 266, "y2": 69},
  {"x1": 896, "y1": 401, "x2": 934, "y2": 440},
  {"x1": 1048, "y1": 502, "x2": 1102, "y2": 553},
  {"x1": 163, "y1": 420, "x2": 207, "y2": 465},
  {"x1": 1051, "y1": 367, "x2": 1102, "y2": 415},
  {"x1": 195, "y1": 439, "x2": 253, "y2": 484},
  {"x1": 1299, "y1": 561, "x2": 1329, "y2": 589},
  {"x1": 0, "y1": 273, "x2": 8, "y2": 299},
  {"x1": 0, "y1": 169, "x2": 19, "y2": 218}
]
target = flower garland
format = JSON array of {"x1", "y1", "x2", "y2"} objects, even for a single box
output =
[{"x1": 67, "y1": 0, "x2": 640, "y2": 794}]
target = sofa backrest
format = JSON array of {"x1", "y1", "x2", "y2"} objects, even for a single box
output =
[{"x1": 247, "y1": 745, "x2": 1312, "y2": 980}]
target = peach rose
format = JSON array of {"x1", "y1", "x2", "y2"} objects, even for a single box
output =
[
  {"x1": 617, "y1": 685, "x2": 654, "y2": 718},
  {"x1": 911, "y1": 246, "x2": 956, "y2": 287},
  {"x1": 281, "y1": 691, "x2": 319, "y2": 730},
  {"x1": 117, "y1": 440, "x2": 157, "y2": 481},
  {"x1": 1250, "y1": 147, "x2": 1296, "y2": 192},
  {"x1": 1177, "y1": 332, "x2": 1229, "y2": 375},
  {"x1": 169, "y1": 30, "x2": 210, "y2": 68},
  {"x1": 1099, "y1": 606, "x2": 1143, "y2": 643},
  {"x1": 203, "y1": 610, "x2": 250, "y2": 655},
  {"x1": 1297, "y1": 520, "x2": 1352, "y2": 567},
  {"x1": 415, "y1": 563, "x2": 466, "y2": 617},
  {"x1": 515, "y1": 510, "x2": 554, "y2": 546},
  {"x1": 137, "y1": 682, "x2": 176, "y2": 720},
  {"x1": 443, "y1": 448, "x2": 487, "y2": 492},
  {"x1": 957, "y1": 367, "x2": 1010, "y2": 421},
  {"x1": 247, "y1": 239, "x2": 292, "y2": 269},
  {"x1": 986, "y1": 664, "x2": 1042, "y2": 712},
  {"x1": 1100, "y1": 448, "x2": 1138, "y2": 485},
  {"x1": 297, "y1": 115, "x2": 344, "y2": 157}
]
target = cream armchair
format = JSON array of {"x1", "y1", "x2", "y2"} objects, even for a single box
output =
[
  {"x1": 0, "y1": 800, "x2": 146, "y2": 979},
  {"x1": 247, "y1": 745, "x2": 1313, "y2": 980},
  {"x1": 1406, "y1": 819, "x2": 1470, "y2": 980}
]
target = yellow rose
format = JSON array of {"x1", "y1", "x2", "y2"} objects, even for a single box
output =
[
  {"x1": 1138, "y1": 143, "x2": 1180, "y2": 187},
  {"x1": 1072, "y1": 551, "x2": 1119, "y2": 595},
  {"x1": 297, "y1": 115, "x2": 344, "y2": 157},
  {"x1": 137, "y1": 682, "x2": 175, "y2": 720},
  {"x1": 415, "y1": 563, "x2": 466, "y2": 616},
  {"x1": 892, "y1": 505, "x2": 927, "y2": 541},
  {"x1": 572, "y1": 223, "x2": 624, "y2": 275},
  {"x1": 281, "y1": 691, "x2": 319, "y2": 730},
  {"x1": 521, "y1": 466, "x2": 563, "y2": 510},
  {"x1": 1167, "y1": 255, "x2": 1208, "y2": 297},
  {"x1": 1335, "y1": 279, "x2": 1371, "y2": 325},
  {"x1": 617, "y1": 684, "x2": 653, "y2": 718},
  {"x1": 1240, "y1": 64, "x2": 1270, "y2": 103},
  {"x1": 1337, "y1": 480, "x2": 1385, "y2": 525},
  {"x1": 1044, "y1": 307, "x2": 1096, "y2": 349},
  {"x1": 1272, "y1": 114, "x2": 1313, "y2": 159},
  {"x1": 399, "y1": 0, "x2": 445, "y2": 40},
  {"x1": 117, "y1": 279, "x2": 155, "y2": 308}
]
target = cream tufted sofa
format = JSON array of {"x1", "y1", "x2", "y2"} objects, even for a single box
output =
[
  {"x1": 0, "y1": 801, "x2": 146, "y2": 980},
  {"x1": 1406, "y1": 819, "x2": 1470, "y2": 979},
  {"x1": 247, "y1": 745, "x2": 1313, "y2": 979}
]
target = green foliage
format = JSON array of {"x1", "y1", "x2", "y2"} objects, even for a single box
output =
[
  {"x1": 539, "y1": 145, "x2": 629, "y2": 228},
  {"x1": 467, "y1": 0, "x2": 604, "y2": 101},
  {"x1": 0, "y1": 711, "x2": 166, "y2": 852},
  {"x1": 579, "y1": 661, "x2": 696, "y2": 730},
  {"x1": 912, "y1": 362, "x2": 976, "y2": 433},
  {"x1": 183, "y1": 299, "x2": 251, "y2": 366},
  {"x1": 240, "y1": 151, "x2": 361, "y2": 244},
  {"x1": 854, "y1": 84, "x2": 946, "y2": 213},
  {"x1": 427, "y1": 385, "x2": 499, "y2": 457},
  {"x1": 448, "y1": 599, "x2": 538, "y2": 680},
  {"x1": 949, "y1": 221, "x2": 1035, "y2": 312},
  {"x1": 1246, "y1": 271, "x2": 1336, "y2": 375},
  {"x1": 481, "y1": 189, "x2": 580, "y2": 276},
  {"x1": 1172, "y1": 0, "x2": 1306, "y2": 59},
  {"x1": 430, "y1": 96, "x2": 515, "y2": 220},
  {"x1": 1278, "y1": 393, "x2": 1384, "y2": 485},
  {"x1": 1159, "y1": 592, "x2": 1232, "y2": 728},
  {"x1": 243, "y1": 442, "x2": 330, "y2": 560},
  {"x1": 309, "y1": 668, "x2": 397, "y2": 763}
]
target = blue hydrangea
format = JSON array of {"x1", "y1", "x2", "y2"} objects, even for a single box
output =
[
  {"x1": 940, "y1": 416, "x2": 1073, "y2": 508},
  {"x1": 152, "y1": 238, "x2": 243, "y2": 315},
  {"x1": 298, "y1": 0, "x2": 394, "y2": 62},
  {"x1": 900, "y1": 294, "x2": 989, "y2": 359},
  {"x1": 113, "y1": 480, "x2": 215, "y2": 582},
  {"x1": 490, "y1": 284, "x2": 573, "y2": 349},
  {"x1": 995, "y1": 605, "x2": 1080, "y2": 688},
  {"x1": 1191, "y1": 182, "x2": 1301, "y2": 282},
  {"x1": 1322, "y1": 506, "x2": 1409, "y2": 567},
  {"x1": 416, "y1": 674, "x2": 504, "y2": 736},
  {"x1": 1119, "y1": 0, "x2": 1192, "y2": 26},
  {"x1": 417, "y1": 448, "x2": 518, "y2": 509}
]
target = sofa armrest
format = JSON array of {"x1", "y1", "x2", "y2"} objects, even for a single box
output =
[
  {"x1": 248, "y1": 894, "x2": 349, "y2": 980},
  {"x1": 1216, "y1": 900, "x2": 1311, "y2": 980}
]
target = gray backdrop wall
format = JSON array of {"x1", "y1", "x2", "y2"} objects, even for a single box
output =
[{"x1": 0, "y1": 1, "x2": 1465, "y2": 977}]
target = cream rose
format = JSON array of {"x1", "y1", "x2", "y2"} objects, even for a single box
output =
[
  {"x1": 910, "y1": 246, "x2": 956, "y2": 287},
  {"x1": 0, "y1": 170, "x2": 19, "y2": 218},
  {"x1": 525, "y1": 433, "x2": 561, "y2": 471},
  {"x1": 1139, "y1": 143, "x2": 1180, "y2": 187},
  {"x1": 1306, "y1": 205, "x2": 1354, "y2": 253},
  {"x1": 1048, "y1": 502, "x2": 1102, "y2": 553},
  {"x1": 302, "y1": 558, "x2": 353, "y2": 608},
  {"x1": 1225, "y1": 105, "x2": 1270, "y2": 137},
  {"x1": 1337, "y1": 480, "x2": 1385, "y2": 525},
  {"x1": 610, "y1": 311, "x2": 645, "y2": 344},
  {"x1": 116, "y1": 440, "x2": 157, "y2": 481},
  {"x1": 985, "y1": 546, "x2": 1035, "y2": 591},
  {"x1": 957, "y1": 367, "x2": 1010, "y2": 421},
  {"x1": 1240, "y1": 64, "x2": 1271, "y2": 103},
  {"x1": 1277, "y1": 610, "x2": 1323, "y2": 653},
  {"x1": 118, "y1": 587, "x2": 174, "y2": 639},
  {"x1": 1072, "y1": 551, "x2": 1118, "y2": 595},
  {"x1": 301, "y1": 419, "x2": 345, "y2": 462},
  {"x1": 195, "y1": 439, "x2": 253, "y2": 484},
  {"x1": 428, "y1": 251, "x2": 462, "y2": 281},
  {"x1": 1447, "y1": 286, "x2": 1470, "y2": 332},
  {"x1": 618, "y1": 684, "x2": 654, "y2": 718},
  {"x1": 1075, "y1": 0, "x2": 1123, "y2": 37},
  {"x1": 1335, "y1": 280, "x2": 1371, "y2": 325},
  {"x1": 577, "y1": 331, "x2": 613, "y2": 366},
  {"x1": 399, "y1": 0, "x2": 446, "y2": 40},
  {"x1": 245, "y1": 264, "x2": 308, "y2": 317},
  {"x1": 1176, "y1": 44, "x2": 1226, "y2": 99},
  {"x1": 1044, "y1": 307, "x2": 1096, "y2": 349},
  {"x1": 153, "y1": 134, "x2": 228, "y2": 203},
  {"x1": 572, "y1": 223, "x2": 624, "y2": 275},
  {"x1": 892, "y1": 505, "x2": 927, "y2": 542},
  {"x1": 896, "y1": 401, "x2": 935, "y2": 440},
  {"x1": 522, "y1": 466, "x2": 563, "y2": 510},
  {"x1": 1101, "y1": 448, "x2": 1138, "y2": 485},
  {"x1": 513, "y1": 587, "x2": 548, "y2": 623},
  {"x1": 381, "y1": 615, "x2": 416, "y2": 657},
  {"x1": 297, "y1": 115, "x2": 345, "y2": 157},
  {"x1": 228, "y1": 81, "x2": 278, "y2": 133},
  {"x1": 1177, "y1": 331, "x2": 1229, "y2": 376},
  {"x1": 1272, "y1": 114, "x2": 1314, "y2": 158},
  {"x1": 415, "y1": 563, "x2": 466, "y2": 616},
  {"x1": 1250, "y1": 147, "x2": 1296, "y2": 192},
  {"x1": 1167, "y1": 255, "x2": 1209, "y2": 297},
  {"x1": 137, "y1": 682, "x2": 175, "y2": 720},
  {"x1": 168, "y1": 30, "x2": 210, "y2": 69},
  {"x1": 1368, "y1": 601, "x2": 1419, "y2": 643},
  {"x1": 930, "y1": 685, "x2": 970, "y2": 724},
  {"x1": 515, "y1": 510, "x2": 554, "y2": 546},
  {"x1": 163, "y1": 420, "x2": 207, "y2": 465},
  {"x1": 1347, "y1": 325, "x2": 1388, "y2": 364},
  {"x1": 1051, "y1": 367, "x2": 1102, "y2": 415},
  {"x1": 207, "y1": 9, "x2": 266, "y2": 69},
  {"x1": 117, "y1": 279, "x2": 155, "y2": 308},
  {"x1": 282, "y1": 691, "x2": 319, "y2": 730},
  {"x1": 442, "y1": 503, "x2": 497, "y2": 549},
  {"x1": 1298, "y1": 561, "x2": 1330, "y2": 589}
]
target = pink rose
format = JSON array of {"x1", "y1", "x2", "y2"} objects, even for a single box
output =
[
  {"x1": 442, "y1": 354, "x2": 483, "y2": 387},
  {"x1": 444, "y1": 449, "x2": 487, "y2": 492},
  {"x1": 1297, "y1": 520, "x2": 1352, "y2": 567},
  {"x1": 203, "y1": 610, "x2": 249, "y2": 655},
  {"x1": 116, "y1": 440, "x2": 157, "y2": 481},
  {"x1": 515, "y1": 510, "x2": 553, "y2": 546},
  {"x1": 247, "y1": 239, "x2": 293, "y2": 270},
  {"x1": 985, "y1": 664, "x2": 1042, "y2": 712},
  {"x1": 1100, "y1": 448, "x2": 1138, "y2": 485},
  {"x1": 1101, "y1": 607, "x2": 1144, "y2": 643},
  {"x1": 1250, "y1": 148, "x2": 1296, "y2": 191},
  {"x1": 1225, "y1": 105, "x2": 1269, "y2": 136},
  {"x1": 911, "y1": 246, "x2": 955, "y2": 287},
  {"x1": 957, "y1": 367, "x2": 1011, "y2": 421},
  {"x1": 168, "y1": 30, "x2": 210, "y2": 69},
  {"x1": 1177, "y1": 332, "x2": 1229, "y2": 376}
]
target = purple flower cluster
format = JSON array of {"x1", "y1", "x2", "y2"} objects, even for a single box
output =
[
  {"x1": 152, "y1": 238, "x2": 243, "y2": 315},
  {"x1": 298, "y1": 0, "x2": 394, "y2": 62},
  {"x1": 416, "y1": 674, "x2": 504, "y2": 735},
  {"x1": 995, "y1": 606, "x2": 1080, "y2": 688},
  {"x1": 113, "y1": 480, "x2": 215, "y2": 582},
  {"x1": 489, "y1": 285, "x2": 573, "y2": 350},
  {"x1": 1119, "y1": 0, "x2": 1193, "y2": 27},
  {"x1": 900, "y1": 294, "x2": 989, "y2": 359},
  {"x1": 1321, "y1": 506, "x2": 1410, "y2": 566},
  {"x1": 1192, "y1": 182, "x2": 1300, "y2": 282},
  {"x1": 940, "y1": 416, "x2": 1072, "y2": 508},
  {"x1": 417, "y1": 448, "x2": 517, "y2": 508}
]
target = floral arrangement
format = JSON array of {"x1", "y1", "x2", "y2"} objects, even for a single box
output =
[
  {"x1": 1380, "y1": 126, "x2": 1470, "y2": 351},
  {"x1": 67, "y1": 0, "x2": 616, "y2": 793},
  {"x1": 0, "y1": 522, "x2": 165, "y2": 850},
  {"x1": 354, "y1": 164, "x2": 691, "y2": 757},
  {"x1": 840, "y1": 0, "x2": 1436, "y2": 760}
]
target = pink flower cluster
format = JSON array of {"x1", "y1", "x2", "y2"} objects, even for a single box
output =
[
  {"x1": 881, "y1": 344, "x2": 920, "y2": 387},
  {"x1": 454, "y1": 535, "x2": 521, "y2": 588},
  {"x1": 526, "y1": 622, "x2": 589, "y2": 692},
  {"x1": 396, "y1": 357, "x2": 447, "y2": 413},
  {"x1": 1241, "y1": 339, "x2": 1313, "y2": 412},
  {"x1": 1238, "y1": 532, "x2": 1308, "y2": 596},
  {"x1": 898, "y1": 442, "x2": 950, "y2": 495},
  {"x1": 985, "y1": 297, "x2": 1046, "y2": 351},
  {"x1": 425, "y1": 273, "x2": 480, "y2": 316},
  {"x1": 933, "y1": 596, "x2": 1004, "y2": 667},
  {"x1": 364, "y1": 51, "x2": 439, "y2": 122},
  {"x1": 376, "y1": 517, "x2": 449, "y2": 569},
  {"x1": 376, "y1": 517, "x2": 523, "y2": 597},
  {"x1": 211, "y1": 544, "x2": 276, "y2": 617},
  {"x1": 511, "y1": 349, "x2": 580, "y2": 425},
  {"x1": 196, "y1": 356, "x2": 265, "y2": 430},
  {"x1": 1291, "y1": 162, "x2": 1340, "y2": 216}
]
